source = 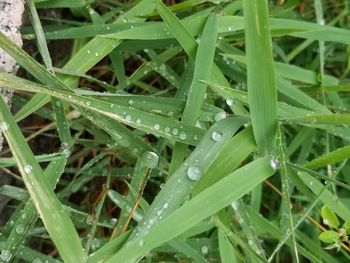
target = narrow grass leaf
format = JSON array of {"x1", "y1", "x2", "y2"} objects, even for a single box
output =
[
  {"x1": 305, "y1": 145, "x2": 350, "y2": 169},
  {"x1": 0, "y1": 98, "x2": 85, "y2": 262},
  {"x1": 243, "y1": 0, "x2": 278, "y2": 154},
  {"x1": 105, "y1": 157, "x2": 274, "y2": 262}
]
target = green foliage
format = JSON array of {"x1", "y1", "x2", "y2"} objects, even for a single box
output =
[{"x1": 0, "y1": 0, "x2": 350, "y2": 262}]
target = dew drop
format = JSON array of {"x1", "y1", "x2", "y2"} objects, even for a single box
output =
[
  {"x1": 187, "y1": 166, "x2": 202, "y2": 181},
  {"x1": 172, "y1": 128, "x2": 179, "y2": 135},
  {"x1": 164, "y1": 126, "x2": 170, "y2": 133},
  {"x1": 15, "y1": 224, "x2": 25, "y2": 235},
  {"x1": 270, "y1": 157, "x2": 279, "y2": 170},
  {"x1": 86, "y1": 101, "x2": 91, "y2": 106},
  {"x1": 132, "y1": 148, "x2": 139, "y2": 154},
  {"x1": 226, "y1": 98, "x2": 234, "y2": 106},
  {"x1": 138, "y1": 239, "x2": 145, "y2": 247},
  {"x1": 163, "y1": 203, "x2": 169, "y2": 209},
  {"x1": 0, "y1": 122, "x2": 9, "y2": 131},
  {"x1": 0, "y1": 250, "x2": 12, "y2": 262},
  {"x1": 136, "y1": 118, "x2": 141, "y2": 125},
  {"x1": 62, "y1": 149, "x2": 71, "y2": 158},
  {"x1": 128, "y1": 99, "x2": 134, "y2": 105},
  {"x1": 125, "y1": 115, "x2": 132, "y2": 122},
  {"x1": 153, "y1": 123, "x2": 160, "y2": 130},
  {"x1": 201, "y1": 245, "x2": 208, "y2": 254},
  {"x1": 231, "y1": 201, "x2": 238, "y2": 210},
  {"x1": 141, "y1": 151, "x2": 159, "y2": 169},
  {"x1": 213, "y1": 111, "x2": 227, "y2": 122},
  {"x1": 179, "y1": 132, "x2": 187, "y2": 140},
  {"x1": 211, "y1": 131, "x2": 223, "y2": 142},
  {"x1": 86, "y1": 214, "x2": 94, "y2": 225},
  {"x1": 33, "y1": 258, "x2": 42, "y2": 263},
  {"x1": 24, "y1": 165, "x2": 33, "y2": 174}
]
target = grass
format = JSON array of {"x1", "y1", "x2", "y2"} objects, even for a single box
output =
[{"x1": 0, "y1": 0, "x2": 350, "y2": 262}]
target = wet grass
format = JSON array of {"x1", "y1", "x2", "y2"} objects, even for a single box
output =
[{"x1": 0, "y1": 0, "x2": 350, "y2": 262}]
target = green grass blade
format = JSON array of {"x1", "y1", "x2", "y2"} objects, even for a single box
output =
[
  {"x1": 105, "y1": 157, "x2": 274, "y2": 262},
  {"x1": 305, "y1": 145, "x2": 350, "y2": 169},
  {"x1": 0, "y1": 98, "x2": 85, "y2": 262},
  {"x1": 128, "y1": 117, "x2": 245, "y2": 240},
  {"x1": 218, "y1": 229, "x2": 239, "y2": 263},
  {"x1": 2, "y1": 158, "x2": 67, "y2": 260},
  {"x1": 243, "y1": 0, "x2": 278, "y2": 154}
]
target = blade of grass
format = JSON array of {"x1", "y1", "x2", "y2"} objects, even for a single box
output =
[
  {"x1": 305, "y1": 145, "x2": 350, "y2": 169},
  {"x1": 0, "y1": 97, "x2": 85, "y2": 262},
  {"x1": 243, "y1": 0, "x2": 278, "y2": 154},
  {"x1": 128, "y1": 117, "x2": 245, "y2": 240},
  {"x1": 105, "y1": 157, "x2": 274, "y2": 262}
]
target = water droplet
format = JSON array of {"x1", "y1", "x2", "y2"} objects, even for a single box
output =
[
  {"x1": 33, "y1": 258, "x2": 42, "y2": 263},
  {"x1": 164, "y1": 126, "x2": 170, "y2": 133},
  {"x1": 24, "y1": 165, "x2": 33, "y2": 174},
  {"x1": 172, "y1": 128, "x2": 179, "y2": 135},
  {"x1": 193, "y1": 135, "x2": 198, "y2": 140},
  {"x1": 86, "y1": 101, "x2": 91, "y2": 106},
  {"x1": 167, "y1": 111, "x2": 174, "y2": 117},
  {"x1": 163, "y1": 203, "x2": 169, "y2": 209},
  {"x1": 270, "y1": 157, "x2": 278, "y2": 170},
  {"x1": 211, "y1": 131, "x2": 223, "y2": 142},
  {"x1": 62, "y1": 149, "x2": 71, "y2": 158},
  {"x1": 228, "y1": 26, "x2": 234, "y2": 31},
  {"x1": 323, "y1": 219, "x2": 328, "y2": 225},
  {"x1": 15, "y1": 224, "x2": 24, "y2": 235},
  {"x1": 179, "y1": 132, "x2": 187, "y2": 140},
  {"x1": 86, "y1": 214, "x2": 94, "y2": 225},
  {"x1": 231, "y1": 201, "x2": 238, "y2": 210},
  {"x1": 138, "y1": 239, "x2": 144, "y2": 247},
  {"x1": 21, "y1": 213, "x2": 27, "y2": 219},
  {"x1": 201, "y1": 245, "x2": 208, "y2": 254},
  {"x1": 226, "y1": 98, "x2": 234, "y2": 106},
  {"x1": 0, "y1": 122, "x2": 9, "y2": 131},
  {"x1": 141, "y1": 151, "x2": 159, "y2": 169},
  {"x1": 128, "y1": 100, "x2": 134, "y2": 105},
  {"x1": 156, "y1": 210, "x2": 162, "y2": 216},
  {"x1": 187, "y1": 166, "x2": 202, "y2": 181},
  {"x1": 132, "y1": 148, "x2": 139, "y2": 154},
  {"x1": 213, "y1": 111, "x2": 227, "y2": 122},
  {"x1": 136, "y1": 118, "x2": 141, "y2": 125},
  {"x1": 153, "y1": 123, "x2": 160, "y2": 130},
  {"x1": 125, "y1": 115, "x2": 132, "y2": 122},
  {"x1": 0, "y1": 250, "x2": 12, "y2": 262}
]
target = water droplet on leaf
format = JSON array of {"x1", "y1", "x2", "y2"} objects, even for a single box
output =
[
  {"x1": 141, "y1": 151, "x2": 159, "y2": 169},
  {"x1": 187, "y1": 166, "x2": 202, "y2": 181},
  {"x1": 211, "y1": 131, "x2": 223, "y2": 142}
]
